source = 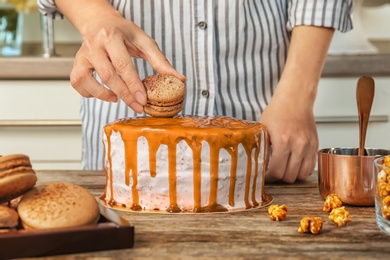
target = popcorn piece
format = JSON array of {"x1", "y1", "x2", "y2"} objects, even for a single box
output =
[
  {"x1": 378, "y1": 169, "x2": 388, "y2": 183},
  {"x1": 268, "y1": 204, "x2": 288, "y2": 221},
  {"x1": 298, "y1": 217, "x2": 323, "y2": 235},
  {"x1": 323, "y1": 194, "x2": 343, "y2": 212},
  {"x1": 378, "y1": 181, "x2": 390, "y2": 198},
  {"x1": 379, "y1": 155, "x2": 390, "y2": 220},
  {"x1": 384, "y1": 169, "x2": 390, "y2": 183},
  {"x1": 382, "y1": 196, "x2": 390, "y2": 221},
  {"x1": 383, "y1": 155, "x2": 390, "y2": 167},
  {"x1": 329, "y1": 206, "x2": 351, "y2": 227}
]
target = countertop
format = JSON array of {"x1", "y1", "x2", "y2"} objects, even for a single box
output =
[
  {"x1": 1, "y1": 42, "x2": 390, "y2": 80},
  {"x1": 0, "y1": 43, "x2": 78, "y2": 80},
  {"x1": 18, "y1": 170, "x2": 390, "y2": 259}
]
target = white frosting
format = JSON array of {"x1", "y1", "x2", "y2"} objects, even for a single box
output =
[{"x1": 103, "y1": 128, "x2": 266, "y2": 212}]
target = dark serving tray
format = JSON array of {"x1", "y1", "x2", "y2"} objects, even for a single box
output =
[{"x1": 0, "y1": 203, "x2": 134, "y2": 259}]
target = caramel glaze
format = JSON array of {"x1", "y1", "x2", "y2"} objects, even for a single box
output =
[{"x1": 101, "y1": 115, "x2": 269, "y2": 213}]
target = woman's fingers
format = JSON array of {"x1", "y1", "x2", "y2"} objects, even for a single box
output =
[
  {"x1": 70, "y1": 30, "x2": 144, "y2": 113},
  {"x1": 144, "y1": 46, "x2": 187, "y2": 82},
  {"x1": 69, "y1": 19, "x2": 185, "y2": 113},
  {"x1": 104, "y1": 33, "x2": 148, "y2": 107},
  {"x1": 70, "y1": 52, "x2": 118, "y2": 103},
  {"x1": 266, "y1": 136, "x2": 316, "y2": 184}
]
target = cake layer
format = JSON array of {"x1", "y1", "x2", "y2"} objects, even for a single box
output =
[{"x1": 101, "y1": 116, "x2": 269, "y2": 213}]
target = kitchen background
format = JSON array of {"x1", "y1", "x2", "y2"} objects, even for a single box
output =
[{"x1": 1, "y1": 1, "x2": 390, "y2": 170}]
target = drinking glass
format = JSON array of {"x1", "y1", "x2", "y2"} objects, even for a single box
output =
[{"x1": 373, "y1": 156, "x2": 390, "y2": 235}]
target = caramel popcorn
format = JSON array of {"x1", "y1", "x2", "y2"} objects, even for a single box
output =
[
  {"x1": 382, "y1": 196, "x2": 390, "y2": 221},
  {"x1": 378, "y1": 181, "x2": 390, "y2": 198},
  {"x1": 378, "y1": 169, "x2": 388, "y2": 183},
  {"x1": 268, "y1": 204, "x2": 288, "y2": 221},
  {"x1": 298, "y1": 217, "x2": 323, "y2": 235},
  {"x1": 323, "y1": 194, "x2": 343, "y2": 212},
  {"x1": 378, "y1": 155, "x2": 390, "y2": 220},
  {"x1": 329, "y1": 206, "x2": 351, "y2": 227},
  {"x1": 383, "y1": 155, "x2": 390, "y2": 167}
]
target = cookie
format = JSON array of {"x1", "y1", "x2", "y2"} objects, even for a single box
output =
[
  {"x1": 18, "y1": 182, "x2": 100, "y2": 230},
  {"x1": 0, "y1": 205, "x2": 19, "y2": 230},
  {"x1": 0, "y1": 154, "x2": 37, "y2": 204},
  {"x1": 144, "y1": 101, "x2": 184, "y2": 118},
  {"x1": 0, "y1": 154, "x2": 32, "y2": 178},
  {"x1": 143, "y1": 74, "x2": 186, "y2": 117}
]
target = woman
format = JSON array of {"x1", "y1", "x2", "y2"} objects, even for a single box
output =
[{"x1": 38, "y1": 0, "x2": 352, "y2": 183}]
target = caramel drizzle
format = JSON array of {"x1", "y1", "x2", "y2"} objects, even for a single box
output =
[
  {"x1": 261, "y1": 131, "x2": 270, "y2": 205},
  {"x1": 166, "y1": 143, "x2": 180, "y2": 213},
  {"x1": 187, "y1": 141, "x2": 202, "y2": 212},
  {"x1": 251, "y1": 145, "x2": 261, "y2": 208},
  {"x1": 227, "y1": 146, "x2": 238, "y2": 207},
  {"x1": 101, "y1": 127, "x2": 113, "y2": 205},
  {"x1": 124, "y1": 132, "x2": 142, "y2": 211},
  {"x1": 102, "y1": 116, "x2": 266, "y2": 213}
]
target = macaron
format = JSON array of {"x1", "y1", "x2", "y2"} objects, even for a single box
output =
[
  {"x1": 0, "y1": 205, "x2": 19, "y2": 231},
  {"x1": 143, "y1": 74, "x2": 186, "y2": 117},
  {"x1": 17, "y1": 182, "x2": 100, "y2": 230},
  {"x1": 0, "y1": 154, "x2": 37, "y2": 204}
]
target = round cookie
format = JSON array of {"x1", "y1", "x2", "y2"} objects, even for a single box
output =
[
  {"x1": 17, "y1": 182, "x2": 100, "y2": 230},
  {"x1": 143, "y1": 74, "x2": 186, "y2": 117},
  {"x1": 0, "y1": 154, "x2": 37, "y2": 204},
  {"x1": 0, "y1": 154, "x2": 32, "y2": 178},
  {"x1": 0, "y1": 172, "x2": 37, "y2": 204},
  {"x1": 0, "y1": 205, "x2": 19, "y2": 230}
]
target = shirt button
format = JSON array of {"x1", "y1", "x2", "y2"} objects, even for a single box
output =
[
  {"x1": 201, "y1": 90, "x2": 210, "y2": 98},
  {"x1": 197, "y1": 21, "x2": 208, "y2": 30}
]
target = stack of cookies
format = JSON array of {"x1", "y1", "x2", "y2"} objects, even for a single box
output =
[
  {"x1": 0, "y1": 154, "x2": 100, "y2": 232},
  {"x1": 0, "y1": 154, "x2": 37, "y2": 231}
]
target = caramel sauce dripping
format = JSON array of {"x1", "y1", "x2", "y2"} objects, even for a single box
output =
[{"x1": 101, "y1": 116, "x2": 268, "y2": 213}]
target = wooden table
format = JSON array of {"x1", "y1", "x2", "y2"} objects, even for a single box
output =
[{"x1": 24, "y1": 170, "x2": 390, "y2": 259}]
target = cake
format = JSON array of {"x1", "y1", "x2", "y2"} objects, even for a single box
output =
[{"x1": 101, "y1": 115, "x2": 270, "y2": 213}]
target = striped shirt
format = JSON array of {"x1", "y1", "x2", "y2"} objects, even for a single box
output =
[{"x1": 38, "y1": 0, "x2": 353, "y2": 170}]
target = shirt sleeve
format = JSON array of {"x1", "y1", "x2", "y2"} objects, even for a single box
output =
[
  {"x1": 287, "y1": 0, "x2": 353, "y2": 32},
  {"x1": 37, "y1": 0, "x2": 64, "y2": 19}
]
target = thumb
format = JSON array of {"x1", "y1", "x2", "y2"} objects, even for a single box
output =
[{"x1": 145, "y1": 48, "x2": 187, "y2": 82}]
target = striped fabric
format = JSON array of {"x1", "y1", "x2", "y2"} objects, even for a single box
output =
[{"x1": 38, "y1": 0, "x2": 353, "y2": 170}]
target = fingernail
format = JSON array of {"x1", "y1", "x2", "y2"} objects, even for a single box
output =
[
  {"x1": 108, "y1": 95, "x2": 118, "y2": 103},
  {"x1": 135, "y1": 91, "x2": 147, "y2": 105},
  {"x1": 130, "y1": 102, "x2": 144, "y2": 114},
  {"x1": 175, "y1": 73, "x2": 187, "y2": 82}
]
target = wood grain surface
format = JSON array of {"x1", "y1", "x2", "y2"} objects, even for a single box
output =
[{"x1": 22, "y1": 170, "x2": 390, "y2": 259}]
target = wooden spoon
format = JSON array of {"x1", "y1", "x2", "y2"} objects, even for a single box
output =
[{"x1": 356, "y1": 76, "x2": 375, "y2": 156}]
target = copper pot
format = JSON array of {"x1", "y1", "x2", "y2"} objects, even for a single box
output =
[{"x1": 318, "y1": 148, "x2": 390, "y2": 206}]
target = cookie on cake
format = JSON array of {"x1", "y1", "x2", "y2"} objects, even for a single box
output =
[{"x1": 142, "y1": 74, "x2": 186, "y2": 117}]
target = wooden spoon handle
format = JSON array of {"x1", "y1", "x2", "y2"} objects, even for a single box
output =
[{"x1": 356, "y1": 76, "x2": 375, "y2": 156}]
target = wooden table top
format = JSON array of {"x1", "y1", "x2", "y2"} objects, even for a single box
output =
[{"x1": 24, "y1": 170, "x2": 390, "y2": 259}]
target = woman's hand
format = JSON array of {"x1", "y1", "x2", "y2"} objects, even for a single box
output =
[
  {"x1": 260, "y1": 87, "x2": 318, "y2": 183},
  {"x1": 56, "y1": 0, "x2": 185, "y2": 113},
  {"x1": 261, "y1": 25, "x2": 334, "y2": 183}
]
